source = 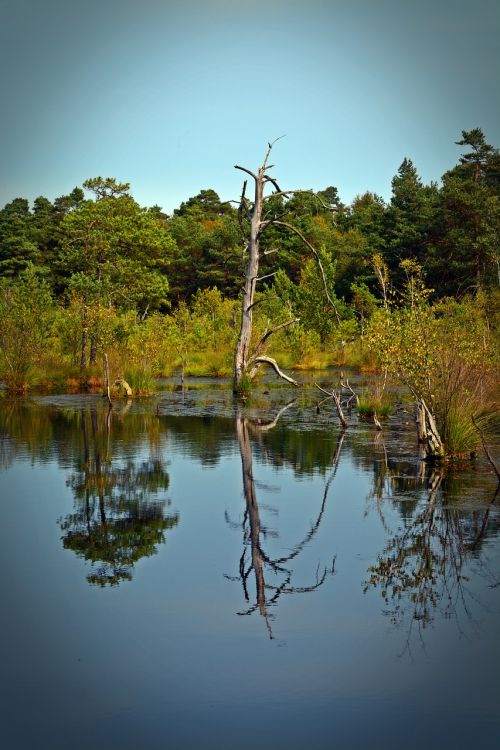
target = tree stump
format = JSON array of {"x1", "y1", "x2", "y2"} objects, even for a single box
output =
[{"x1": 416, "y1": 398, "x2": 445, "y2": 460}]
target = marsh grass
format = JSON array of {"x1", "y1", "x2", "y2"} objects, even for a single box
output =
[
  {"x1": 232, "y1": 371, "x2": 253, "y2": 397},
  {"x1": 442, "y1": 401, "x2": 498, "y2": 459},
  {"x1": 358, "y1": 394, "x2": 393, "y2": 419},
  {"x1": 123, "y1": 367, "x2": 155, "y2": 395},
  {"x1": 182, "y1": 350, "x2": 232, "y2": 378}
]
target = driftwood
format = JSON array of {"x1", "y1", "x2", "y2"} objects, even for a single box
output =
[{"x1": 248, "y1": 355, "x2": 298, "y2": 386}]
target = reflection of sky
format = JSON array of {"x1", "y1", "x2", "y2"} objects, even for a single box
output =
[
  {"x1": 1, "y1": 0, "x2": 499, "y2": 212},
  {"x1": 1, "y1": 416, "x2": 499, "y2": 749}
]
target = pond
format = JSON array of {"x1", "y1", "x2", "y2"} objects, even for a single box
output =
[{"x1": 1, "y1": 376, "x2": 499, "y2": 750}]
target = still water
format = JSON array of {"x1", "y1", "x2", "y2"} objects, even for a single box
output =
[{"x1": 0, "y1": 383, "x2": 499, "y2": 750}]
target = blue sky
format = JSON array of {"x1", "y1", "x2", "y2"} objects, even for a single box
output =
[{"x1": 1, "y1": 0, "x2": 498, "y2": 212}]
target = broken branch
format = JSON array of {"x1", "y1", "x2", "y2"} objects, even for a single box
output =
[
  {"x1": 253, "y1": 317, "x2": 300, "y2": 357},
  {"x1": 234, "y1": 165, "x2": 258, "y2": 182},
  {"x1": 250, "y1": 355, "x2": 299, "y2": 386},
  {"x1": 314, "y1": 383, "x2": 348, "y2": 428}
]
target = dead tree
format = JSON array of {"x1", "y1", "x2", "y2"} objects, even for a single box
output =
[
  {"x1": 233, "y1": 140, "x2": 340, "y2": 393},
  {"x1": 315, "y1": 383, "x2": 349, "y2": 429}
]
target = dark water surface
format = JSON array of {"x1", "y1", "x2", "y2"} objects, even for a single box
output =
[{"x1": 1, "y1": 380, "x2": 499, "y2": 750}]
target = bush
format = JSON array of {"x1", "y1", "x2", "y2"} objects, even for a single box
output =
[{"x1": 0, "y1": 266, "x2": 53, "y2": 391}]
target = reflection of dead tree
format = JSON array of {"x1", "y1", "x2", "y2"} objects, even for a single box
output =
[
  {"x1": 364, "y1": 466, "x2": 499, "y2": 653},
  {"x1": 227, "y1": 402, "x2": 337, "y2": 638},
  {"x1": 247, "y1": 400, "x2": 298, "y2": 433}
]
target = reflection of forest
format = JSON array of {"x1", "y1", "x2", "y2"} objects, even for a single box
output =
[
  {"x1": 0, "y1": 401, "x2": 346, "y2": 477},
  {"x1": 0, "y1": 402, "x2": 178, "y2": 585},
  {"x1": 364, "y1": 433, "x2": 500, "y2": 646},
  {"x1": 60, "y1": 408, "x2": 178, "y2": 585},
  {"x1": 0, "y1": 402, "x2": 498, "y2": 610}
]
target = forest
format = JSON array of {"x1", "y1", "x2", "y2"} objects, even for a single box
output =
[{"x1": 0, "y1": 128, "x2": 498, "y2": 459}]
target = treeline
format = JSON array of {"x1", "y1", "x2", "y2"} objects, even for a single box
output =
[
  {"x1": 2, "y1": 128, "x2": 499, "y2": 301},
  {"x1": 0, "y1": 127, "x2": 499, "y2": 394}
]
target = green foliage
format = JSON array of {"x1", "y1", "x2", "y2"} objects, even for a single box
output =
[
  {"x1": 365, "y1": 262, "x2": 497, "y2": 456},
  {"x1": 169, "y1": 191, "x2": 241, "y2": 300},
  {"x1": 190, "y1": 287, "x2": 238, "y2": 348},
  {"x1": 58, "y1": 190, "x2": 173, "y2": 314},
  {"x1": 0, "y1": 265, "x2": 53, "y2": 390},
  {"x1": 286, "y1": 324, "x2": 322, "y2": 364},
  {"x1": 345, "y1": 192, "x2": 386, "y2": 256},
  {"x1": 83, "y1": 176, "x2": 131, "y2": 199},
  {"x1": 0, "y1": 128, "x2": 498, "y2": 393},
  {"x1": 430, "y1": 170, "x2": 500, "y2": 293},
  {"x1": 351, "y1": 282, "x2": 379, "y2": 331},
  {"x1": 0, "y1": 198, "x2": 42, "y2": 276},
  {"x1": 123, "y1": 367, "x2": 155, "y2": 396},
  {"x1": 273, "y1": 249, "x2": 348, "y2": 343},
  {"x1": 385, "y1": 159, "x2": 440, "y2": 282},
  {"x1": 55, "y1": 184, "x2": 174, "y2": 368},
  {"x1": 455, "y1": 128, "x2": 500, "y2": 187}
]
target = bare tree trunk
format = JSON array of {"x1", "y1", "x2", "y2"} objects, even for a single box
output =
[
  {"x1": 103, "y1": 353, "x2": 112, "y2": 408},
  {"x1": 90, "y1": 335, "x2": 97, "y2": 366},
  {"x1": 233, "y1": 165, "x2": 265, "y2": 391},
  {"x1": 416, "y1": 401, "x2": 426, "y2": 443}
]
